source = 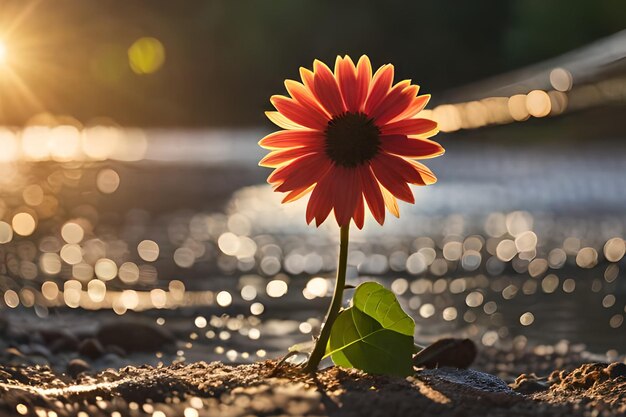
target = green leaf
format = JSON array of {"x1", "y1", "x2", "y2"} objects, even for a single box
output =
[
  {"x1": 353, "y1": 282, "x2": 415, "y2": 336},
  {"x1": 326, "y1": 282, "x2": 415, "y2": 377}
]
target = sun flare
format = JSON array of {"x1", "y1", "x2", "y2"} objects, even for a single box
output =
[{"x1": 0, "y1": 40, "x2": 7, "y2": 64}]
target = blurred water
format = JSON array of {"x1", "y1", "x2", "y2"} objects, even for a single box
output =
[
  {"x1": 145, "y1": 129, "x2": 626, "y2": 216},
  {"x1": 0, "y1": 129, "x2": 625, "y2": 366}
]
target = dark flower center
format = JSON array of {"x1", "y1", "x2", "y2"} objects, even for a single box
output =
[{"x1": 324, "y1": 112, "x2": 381, "y2": 167}]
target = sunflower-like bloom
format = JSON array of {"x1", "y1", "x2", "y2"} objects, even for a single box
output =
[{"x1": 259, "y1": 55, "x2": 444, "y2": 228}]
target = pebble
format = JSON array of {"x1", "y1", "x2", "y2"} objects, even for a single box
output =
[
  {"x1": 28, "y1": 344, "x2": 52, "y2": 359},
  {"x1": 78, "y1": 338, "x2": 106, "y2": 359},
  {"x1": 4, "y1": 348, "x2": 23, "y2": 359},
  {"x1": 40, "y1": 329, "x2": 80, "y2": 353},
  {"x1": 414, "y1": 338, "x2": 477, "y2": 369},
  {"x1": 419, "y1": 367, "x2": 514, "y2": 394},
  {"x1": 67, "y1": 358, "x2": 90, "y2": 378},
  {"x1": 100, "y1": 369, "x2": 120, "y2": 380},
  {"x1": 605, "y1": 362, "x2": 626, "y2": 379},
  {"x1": 510, "y1": 373, "x2": 549, "y2": 394}
]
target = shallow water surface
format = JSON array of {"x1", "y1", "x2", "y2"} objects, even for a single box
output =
[{"x1": 0, "y1": 130, "x2": 624, "y2": 369}]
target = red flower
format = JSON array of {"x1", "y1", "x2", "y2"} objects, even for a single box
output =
[{"x1": 260, "y1": 55, "x2": 443, "y2": 228}]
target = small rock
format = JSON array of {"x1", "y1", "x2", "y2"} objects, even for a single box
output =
[
  {"x1": 50, "y1": 337, "x2": 80, "y2": 353},
  {"x1": 67, "y1": 358, "x2": 90, "y2": 378},
  {"x1": 99, "y1": 353, "x2": 124, "y2": 367},
  {"x1": 414, "y1": 338, "x2": 477, "y2": 369},
  {"x1": 28, "y1": 344, "x2": 52, "y2": 359},
  {"x1": 96, "y1": 321, "x2": 174, "y2": 353},
  {"x1": 40, "y1": 329, "x2": 80, "y2": 353},
  {"x1": 78, "y1": 338, "x2": 105, "y2": 359},
  {"x1": 605, "y1": 362, "x2": 626, "y2": 379},
  {"x1": 100, "y1": 369, "x2": 120, "y2": 380},
  {"x1": 420, "y1": 367, "x2": 514, "y2": 394},
  {"x1": 4, "y1": 347, "x2": 24, "y2": 358},
  {"x1": 510, "y1": 373, "x2": 549, "y2": 394}
]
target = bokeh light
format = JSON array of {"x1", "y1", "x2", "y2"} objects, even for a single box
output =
[
  {"x1": 138, "y1": 240, "x2": 160, "y2": 262},
  {"x1": 550, "y1": 67, "x2": 573, "y2": 92},
  {"x1": 128, "y1": 37, "x2": 166, "y2": 75},
  {"x1": 12, "y1": 212, "x2": 36, "y2": 236},
  {"x1": 216, "y1": 291, "x2": 232, "y2": 307},
  {"x1": 0, "y1": 22, "x2": 624, "y2": 376},
  {"x1": 0, "y1": 221, "x2": 13, "y2": 243},
  {"x1": 526, "y1": 90, "x2": 551, "y2": 118},
  {"x1": 22, "y1": 184, "x2": 44, "y2": 206},
  {"x1": 0, "y1": 129, "x2": 18, "y2": 162},
  {"x1": 95, "y1": 258, "x2": 118, "y2": 280},
  {"x1": 507, "y1": 95, "x2": 530, "y2": 122},
  {"x1": 61, "y1": 222, "x2": 85, "y2": 244},
  {"x1": 119, "y1": 262, "x2": 140, "y2": 284},
  {"x1": 96, "y1": 168, "x2": 121, "y2": 194}
]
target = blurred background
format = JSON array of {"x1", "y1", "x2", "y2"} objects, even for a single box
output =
[
  {"x1": 0, "y1": 0, "x2": 625, "y2": 126},
  {"x1": 0, "y1": 0, "x2": 625, "y2": 378}
]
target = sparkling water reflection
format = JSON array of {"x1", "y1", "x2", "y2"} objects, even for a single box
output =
[{"x1": 0, "y1": 133, "x2": 625, "y2": 367}]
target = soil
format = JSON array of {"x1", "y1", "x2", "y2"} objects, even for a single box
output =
[
  {"x1": 1, "y1": 311, "x2": 625, "y2": 416},
  {"x1": 1, "y1": 360, "x2": 625, "y2": 417}
]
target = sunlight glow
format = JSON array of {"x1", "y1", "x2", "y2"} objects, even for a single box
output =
[{"x1": 0, "y1": 41, "x2": 6, "y2": 64}]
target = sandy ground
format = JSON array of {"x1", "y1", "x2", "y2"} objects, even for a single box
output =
[
  {"x1": 1, "y1": 311, "x2": 625, "y2": 416},
  {"x1": 1, "y1": 360, "x2": 625, "y2": 417}
]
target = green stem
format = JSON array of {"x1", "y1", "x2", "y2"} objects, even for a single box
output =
[{"x1": 303, "y1": 223, "x2": 350, "y2": 373}]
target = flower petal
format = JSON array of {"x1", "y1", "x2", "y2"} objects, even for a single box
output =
[
  {"x1": 376, "y1": 151, "x2": 437, "y2": 186},
  {"x1": 271, "y1": 95, "x2": 328, "y2": 130},
  {"x1": 300, "y1": 67, "x2": 315, "y2": 90},
  {"x1": 335, "y1": 56, "x2": 360, "y2": 113},
  {"x1": 391, "y1": 94, "x2": 431, "y2": 122},
  {"x1": 372, "y1": 83, "x2": 419, "y2": 126},
  {"x1": 259, "y1": 145, "x2": 323, "y2": 167},
  {"x1": 265, "y1": 111, "x2": 304, "y2": 130},
  {"x1": 380, "y1": 117, "x2": 438, "y2": 136},
  {"x1": 364, "y1": 64, "x2": 394, "y2": 116},
  {"x1": 380, "y1": 185, "x2": 400, "y2": 217},
  {"x1": 259, "y1": 130, "x2": 324, "y2": 150},
  {"x1": 355, "y1": 55, "x2": 373, "y2": 112},
  {"x1": 312, "y1": 60, "x2": 346, "y2": 116},
  {"x1": 352, "y1": 193, "x2": 365, "y2": 229},
  {"x1": 332, "y1": 166, "x2": 360, "y2": 227},
  {"x1": 282, "y1": 184, "x2": 314, "y2": 203},
  {"x1": 268, "y1": 153, "x2": 331, "y2": 191},
  {"x1": 406, "y1": 159, "x2": 438, "y2": 185},
  {"x1": 285, "y1": 79, "x2": 330, "y2": 119},
  {"x1": 306, "y1": 172, "x2": 333, "y2": 226},
  {"x1": 379, "y1": 135, "x2": 444, "y2": 159},
  {"x1": 370, "y1": 154, "x2": 415, "y2": 203},
  {"x1": 359, "y1": 165, "x2": 385, "y2": 225}
]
